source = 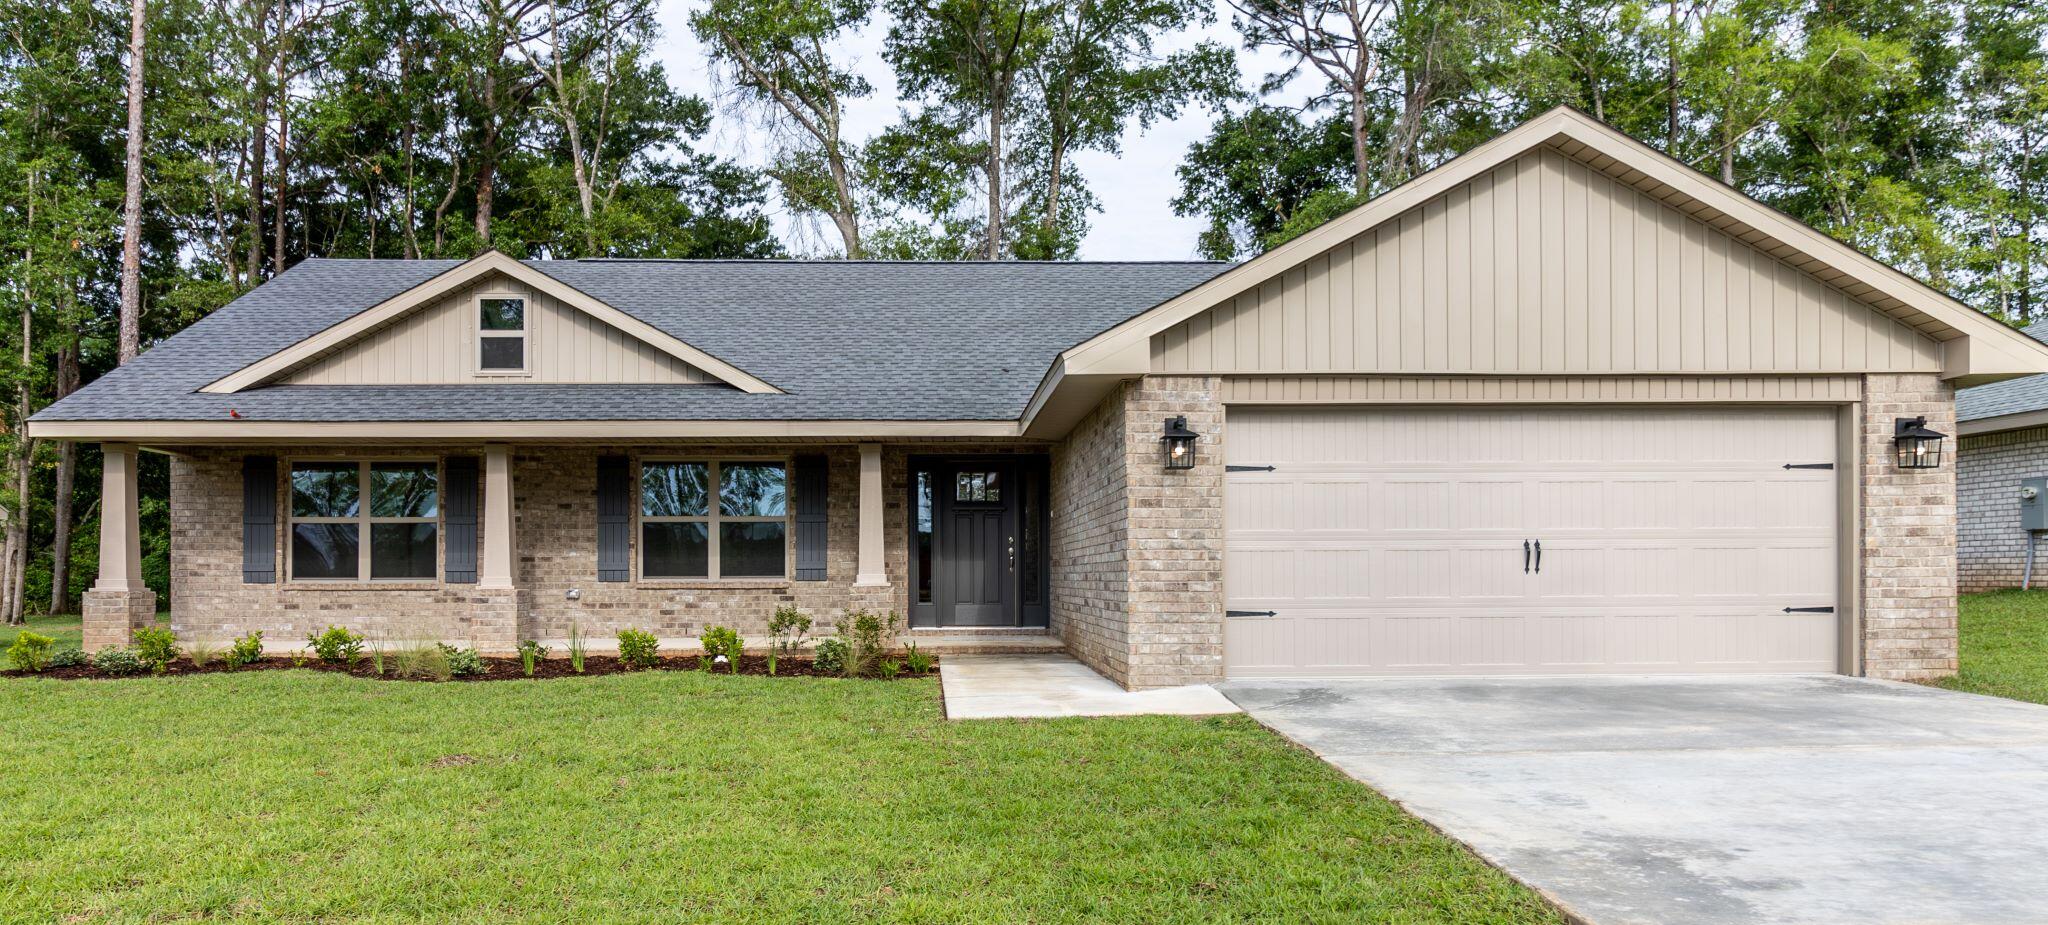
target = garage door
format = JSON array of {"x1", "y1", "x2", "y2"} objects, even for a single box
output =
[{"x1": 1223, "y1": 406, "x2": 1840, "y2": 678}]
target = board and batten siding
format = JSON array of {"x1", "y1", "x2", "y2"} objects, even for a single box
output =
[
  {"x1": 1152, "y1": 147, "x2": 1943, "y2": 377},
  {"x1": 1220, "y1": 374, "x2": 1864, "y2": 404},
  {"x1": 283, "y1": 276, "x2": 715, "y2": 385}
]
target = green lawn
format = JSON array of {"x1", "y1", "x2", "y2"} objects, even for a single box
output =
[
  {"x1": 0, "y1": 613, "x2": 82, "y2": 650},
  {"x1": 0, "y1": 671, "x2": 1558, "y2": 924},
  {"x1": 1940, "y1": 590, "x2": 2048, "y2": 705}
]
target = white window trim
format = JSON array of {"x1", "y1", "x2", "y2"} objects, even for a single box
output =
[
  {"x1": 286, "y1": 458, "x2": 443, "y2": 583},
  {"x1": 475, "y1": 291, "x2": 530, "y2": 376},
  {"x1": 637, "y1": 458, "x2": 791, "y2": 580}
]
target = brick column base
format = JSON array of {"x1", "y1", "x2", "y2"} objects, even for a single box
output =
[
  {"x1": 468, "y1": 589, "x2": 523, "y2": 655},
  {"x1": 82, "y1": 589, "x2": 158, "y2": 652}
]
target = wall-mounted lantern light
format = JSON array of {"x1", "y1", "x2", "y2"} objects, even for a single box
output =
[
  {"x1": 1894, "y1": 416, "x2": 1947, "y2": 470},
  {"x1": 1162, "y1": 416, "x2": 1199, "y2": 471}
]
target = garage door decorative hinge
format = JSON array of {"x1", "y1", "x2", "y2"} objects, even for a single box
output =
[
  {"x1": 1783, "y1": 606, "x2": 1835, "y2": 613},
  {"x1": 1226, "y1": 609, "x2": 1278, "y2": 618},
  {"x1": 1782, "y1": 463, "x2": 1834, "y2": 470},
  {"x1": 1226, "y1": 465, "x2": 1277, "y2": 472}
]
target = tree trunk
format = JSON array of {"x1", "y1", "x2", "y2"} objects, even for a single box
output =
[
  {"x1": 118, "y1": 0, "x2": 147, "y2": 365},
  {"x1": 563, "y1": 105, "x2": 598, "y2": 256},
  {"x1": 50, "y1": 342, "x2": 78, "y2": 615},
  {"x1": 1041, "y1": 135, "x2": 1065, "y2": 242},
  {"x1": 986, "y1": 93, "x2": 1005, "y2": 259},
  {"x1": 1351, "y1": 89, "x2": 1371, "y2": 193},
  {"x1": 475, "y1": 72, "x2": 498, "y2": 247},
  {"x1": 273, "y1": 41, "x2": 288, "y2": 276},
  {"x1": 1666, "y1": 0, "x2": 1679, "y2": 152}
]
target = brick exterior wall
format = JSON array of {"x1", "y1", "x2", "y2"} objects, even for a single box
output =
[
  {"x1": 1049, "y1": 375, "x2": 1225, "y2": 689},
  {"x1": 1860, "y1": 373, "x2": 1959, "y2": 680},
  {"x1": 1957, "y1": 426, "x2": 2048, "y2": 592}
]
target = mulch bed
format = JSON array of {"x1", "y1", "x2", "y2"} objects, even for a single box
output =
[{"x1": 2, "y1": 653, "x2": 936, "y2": 682}]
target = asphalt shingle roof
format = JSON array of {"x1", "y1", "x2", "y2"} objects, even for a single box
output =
[
  {"x1": 34, "y1": 258, "x2": 1231, "y2": 423},
  {"x1": 1959, "y1": 320, "x2": 2048, "y2": 424}
]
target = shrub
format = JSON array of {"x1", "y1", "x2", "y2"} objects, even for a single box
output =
[
  {"x1": 47, "y1": 647, "x2": 86, "y2": 669},
  {"x1": 187, "y1": 639, "x2": 220, "y2": 669},
  {"x1": 616, "y1": 629, "x2": 659, "y2": 670},
  {"x1": 308, "y1": 625, "x2": 365, "y2": 665},
  {"x1": 225, "y1": 631, "x2": 264, "y2": 668},
  {"x1": 393, "y1": 638, "x2": 451, "y2": 681},
  {"x1": 811, "y1": 637, "x2": 848, "y2": 676},
  {"x1": 91, "y1": 647, "x2": 146, "y2": 676},
  {"x1": 517, "y1": 639, "x2": 549, "y2": 677},
  {"x1": 878, "y1": 658, "x2": 902, "y2": 680},
  {"x1": 767, "y1": 605, "x2": 810, "y2": 676},
  {"x1": 6, "y1": 631, "x2": 55, "y2": 672},
  {"x1": 438, "y1": 643, "x2": 486, "y2": 678},
  {"x1": 838, "y1": 609, "x2": 896, "y2": 678},
  {"x1": 567, "y1": 622, "x2": 587, "y2": 674},
  {"x1": 699, "y1": 625, "x2": 742, "y2": 674},
  {"x1": 132, "y1": 627, "x2": 181, "y2": 674},
  {"x1": 903, "y1": 642, "x2": 934, "y2": 677}
]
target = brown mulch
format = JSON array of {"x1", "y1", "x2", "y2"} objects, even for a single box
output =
[{"x1": 2, "y1": 652, "x2": 936, "y2": 682}]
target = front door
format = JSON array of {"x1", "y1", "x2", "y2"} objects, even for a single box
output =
[{"x1": 934, "y1": 464, "x2": 1017, "y2": 626}]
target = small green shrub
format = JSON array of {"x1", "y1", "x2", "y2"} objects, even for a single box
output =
[
  {"x1": 307, "y1": 625, "x2": 365, "y2": 665},
  {"x1": 767, "y1": 605, "x2": 810, "y2": 676},
  {"x1": 6, "y1": 632, "x2": 55, "y2": 672},
  {"x1": 393, "y1": 638, "x2": 451, "y2": 681},
  {"x1": 225, "y1": 631, "x2": 264, "y2": 668},
  {"x1": 616, "y1": 629, "x2": 659, "y2": 670},
  {"x1": 903, "y1": 642, "x2": 934, "y2": 677},
  {"x1": 878, "y1": 658, "x2": 902, "y2": 680},
  {"x1": 91, "y1": 647, "x2": 145, "y2": 676},
  {"x1": 187, "y1": 639, "x2": 220, "y2": 669},
  {"x1": 699, "y1": 625, "x2": 742, "y2": 673},
  {"x1": 438, "y1": 644, "x2": 486, "y2": 678},
  {"x1": 837, "y1": 609, "x2": 896, "y2": 678},
  {"x1": 811, "y1": 637, "x2": 848, "y2": 676},
  {"x1": 517, "y1": 639, "x2": 549, "y2": 677},
  {"x1": 47, "y1": 647, "x2": 86, "y2": 669},
  {"x1": 567, "y1": 622, "x2": 587, "y2": 674},
  {"x1": 132, "y1": 627, "x2": 181, "y2": 674}
]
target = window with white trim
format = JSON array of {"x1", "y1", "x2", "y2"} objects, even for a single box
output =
[
  {"x1": 289, "y1": 461, "x2": 438, "y2": 580},
  {"x1": 477, "y1": 296, "x2": 526, "y2": 372},
  {"x1": 640, "y1": 461, "x2": 788, "y2": 578}
]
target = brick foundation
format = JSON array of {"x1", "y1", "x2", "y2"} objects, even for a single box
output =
[
  {"x1": 1860, "y1": 373, "x2": 1959, "y2": 680},
  {"x1": 82, "y1": 588, "x2": 157, "y2": 652}
]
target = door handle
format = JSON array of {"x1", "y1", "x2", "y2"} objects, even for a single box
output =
[
  {"x1": 1523, "y1": 540, "x2": 1531, "y2": 574},
  {"x1": 1007, "y1": 536, "x2": 1016, "y2": 571},
  {"x1": 1534, "y1": 540, "x2": 1542, "y2": 574}
]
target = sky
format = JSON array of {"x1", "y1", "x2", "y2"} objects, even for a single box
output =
[{"x1": 649, "y1": 0, "x2": 1302, "y2": 261}]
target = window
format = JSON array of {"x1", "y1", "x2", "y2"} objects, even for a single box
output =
[
  {"x1": 478, "y1": 296, "x2": 526, "y2": 372},
  {"x1": 290, "y1": 461, "x2": 438, "y2": 580},
  {"x1": 641, "y1": 461, "x2": 787, "y2": 578},
  {"x1": 955, "y1": 470, "x2": 1000, "y2": 503}
]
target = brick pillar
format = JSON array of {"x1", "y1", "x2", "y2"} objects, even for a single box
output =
[
  {"x1": 1121, "y1": 376, "x2": 1226, "y2": 689},
  {"x1": 1860, "y1": 373, "x2": 1958, "y2": 680},
  {"x1": 83, "y1": 442, "x2": 156, "y2": 651},
  {"x1": 468, "y1": 588, "x2": 522, "y2": 655}
]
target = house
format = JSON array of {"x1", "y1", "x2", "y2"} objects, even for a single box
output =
[
  {"x1": 1956, "y1": 320, "x2": 2048, "y2": 591},
  {"x1": 32, "y1": 108, "x2": 2048, "y2": 688}
]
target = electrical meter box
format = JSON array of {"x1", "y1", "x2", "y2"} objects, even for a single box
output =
[{"x1": 2025, "y1": 478, "x2": 2048, "y2": 532}]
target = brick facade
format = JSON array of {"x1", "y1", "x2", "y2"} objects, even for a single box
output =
[
  {"x1": 1860, "y1": 373, "x2": 1960, "y2": 680},
  {"x1": 1048, "y1": 375, "x2": 1225, "y2": 689},
  {"x1": 1957, "y1": 426, "x2": 2048, "y2": 592}
]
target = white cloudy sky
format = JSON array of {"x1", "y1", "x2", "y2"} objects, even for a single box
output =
[{"x1": 649, "y1": 0, "x2": 1305, "y2": 260}]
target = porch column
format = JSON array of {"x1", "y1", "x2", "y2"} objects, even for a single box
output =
[
  {"x1": 479, "y1": 444, "x2": 516, "y2": 589},
  {"x1": 855, "y1": 443, "x2": 887, "y2": 587},
  {"x1": 81, "y1": 443, "x2": 156, "y2": 651}
]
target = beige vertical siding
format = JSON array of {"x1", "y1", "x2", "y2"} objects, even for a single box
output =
[
  {"x1": 1153, "y1": 148, "x2": 1944, "y2": 376},
  {"x1": 284, "y1": 276, "x2": 714, "y2": 385},
  {"x1": 1219, "y1": 374, "x2": 1863, "y2": 403}
]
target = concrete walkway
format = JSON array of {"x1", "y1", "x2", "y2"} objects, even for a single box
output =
[
  {"x1": 941, "y1": 654, "x2": 1240, "y2": 719},
  {"x1": 1222, "y1": 675, "x2": 2048, "y2": 925}
]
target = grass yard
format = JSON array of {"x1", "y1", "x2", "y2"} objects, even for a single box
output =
[
  {"x1": 0, "y1": 613, "x2": 83, "y2": 650},
  {"x1": 0, "y1": 671, "x2": 1560, "y2": 924},
  {"x1": 1940, "y1": 590, "x2": 2048, "y2": 706}
]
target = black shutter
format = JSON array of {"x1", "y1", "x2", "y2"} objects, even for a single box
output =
[
  {"x1": 443, "y1": 456, "x2": 479, "y2": 583},
  {"x1": 597, "y1": 455, "x2": 631, "y2": 582},
  {"x1": 794, "y1": 455, "x2": 828, "y2": 580},
  {"x1": 241, "y1": 455, "x2": 277, "y2": 583}
]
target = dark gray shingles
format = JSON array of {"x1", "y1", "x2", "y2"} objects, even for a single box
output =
[
  {"x1": 35, "y1": 258, "x2": 1230, "y2": 423},
  {"x1": 1959, "y1": 320, "x2": 2048, "y2": 423}
]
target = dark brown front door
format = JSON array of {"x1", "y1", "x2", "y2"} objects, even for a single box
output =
[{"x1": 933, "y1": 464, "x2": 1017, "y2": 626}]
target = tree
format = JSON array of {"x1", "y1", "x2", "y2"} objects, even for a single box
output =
[
  {"x1": 119, "y1": 0, "x2": 146, "y2": 364},
  {"x1": 1171, "y1": 106, "x2": 1353, "y2": 259},
  {"x1": 1226, "y1": 0, "x2": 1392, "y2": 194}
]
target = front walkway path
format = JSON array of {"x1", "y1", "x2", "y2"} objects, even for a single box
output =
[{"x1": 940, "y1": 654, "x2": 1240, "y2": 720}]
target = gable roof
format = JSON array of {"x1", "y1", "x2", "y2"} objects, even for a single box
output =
[
  {"x1": 31, "y1": 257, "x2": 1228, "y2": 436},
  {"x1": 1959, "y1": 320, "x2": 2048, "y2": 434},
  {"x1": 1022, "y1": 106, "x2": 2048, "y2": 434}
]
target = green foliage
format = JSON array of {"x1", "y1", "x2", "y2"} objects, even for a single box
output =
[
  {"x1": 877, "y1": 658, "x2": 902, "y2": 680},
  {"x1": 437, "y1": 644, "x2": 486, "y2": 678},
  {"x1": 6, "y1": 632, "x2": 55, "y2": 672},
  {"x1": 903, "y1": 641, "x2": 934, "y2": 677},
  {"x1": 617, "y1": 629, "x2": 660, "y2": 670},
  {"x1": 132, "y1": 627, "x2": 181, "y2": 674},
  {"x1": 568, "y1": 623, "x2": 588, "y2": 674},
  {"x1": 393, "y1": 639, "x2": 452, "y2": 682},
  {"x1": 307, "y1": 626, "x2": 365, "y2": 665},
  {"x1": 699, "y1": 625, "x2": 743, "y2": 673},
  {"x1": 225, "y1": 631, "x2": 265, "y2": 668},
  {"x1": 518, "y1": 639, "x2": 549, "y2": 677},
  {"x1": 811, "y1": 637, "x2": 848, "y2": 676},
  {"x1": 48, "y1": 647, "x2": 86, "y2": 670},
  {"x1": 835, "y1": 609, "x2": 897, "y2": 678},
  {"x1": 90, "y1": 648, "x2": 145, "y2": 676},
  {"x1": 187, "y1": 639, "x2": 219, "y2": 669},
  {"x1": 1173, "y1": 106, "x2": 1355, "y2": 259},
  {"x1": 767, "y1": 604, "x2": 811, "y2": 676}
]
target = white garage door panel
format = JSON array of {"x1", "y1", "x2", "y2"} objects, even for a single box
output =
[{"x1": 1224, "y1": 407, "x2": 1839, "y2": 678}]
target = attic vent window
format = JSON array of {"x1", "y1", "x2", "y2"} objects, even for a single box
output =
[{"x1": 478, "y1": 296, "x2": 526, "y2": 372}]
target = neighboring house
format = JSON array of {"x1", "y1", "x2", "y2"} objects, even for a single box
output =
[
  {"x1": 1956, "y1": 320, "x2": 2048, "y2": 591},
  {"x1": 31, "y1": 108, "x2": 2048, "y2": 688}
]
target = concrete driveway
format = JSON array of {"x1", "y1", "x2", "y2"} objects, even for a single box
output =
[{"x1": 1219, "y1": 675, "x2": 2048, "y2": 925}]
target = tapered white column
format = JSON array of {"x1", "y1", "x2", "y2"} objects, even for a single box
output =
[
  {"x1": 480, "y1": 445, "x2": 516, "y2": 589},
  {"x1": 94, "y1": 443, "x2": 144, "y2": 593},
  {"x1": 854, "y1": 443, "x2": 888, "y2": 587}
]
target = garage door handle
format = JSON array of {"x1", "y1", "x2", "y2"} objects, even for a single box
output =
[
  {"x1": 1784, "y1": 606, "x2": 1835, "y2": 613},
  {"x1": 1533, "y1": 540, "x2": 1542, "y2": 574},
  {"x1": 1523, "y1": 540, "x2": 1531, "y2": 573},
  {"x1": 1226, "y1": 610, "x2": 1277, "y2": 618}
]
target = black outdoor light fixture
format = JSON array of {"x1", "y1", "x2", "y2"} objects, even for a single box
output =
[
  {"x1": 1894, "y1": 416, "x2": 1947, "y2": 470},
  {"x1": 1162, "y1": 416, "x2": 1199, "y2": 470}
]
